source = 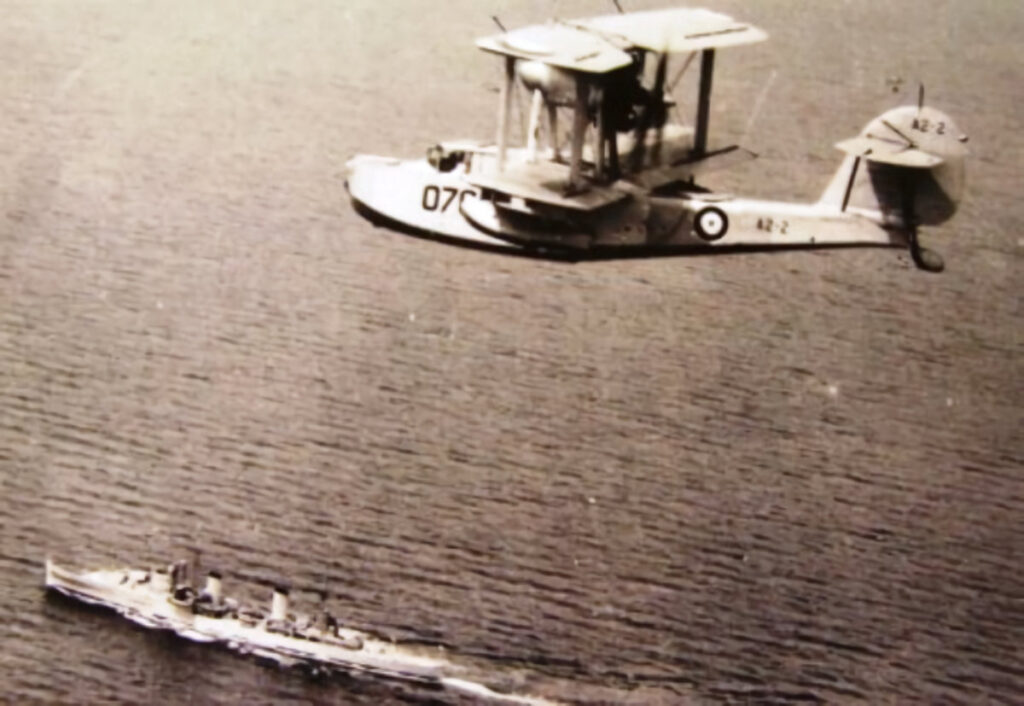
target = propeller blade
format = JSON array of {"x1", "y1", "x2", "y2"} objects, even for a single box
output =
[
  {"x1": 652, "y1": 50, "x2": 668, "y2": 116},
  {"x1": 918, "y1": 83, "x2": 925, "y2": 114},
  {"x1": 628, "y1": 50, "x2": 669, "y2": 172},
  {"x1": 628, "y1": 108, "x2": 649, "y2": 171}
]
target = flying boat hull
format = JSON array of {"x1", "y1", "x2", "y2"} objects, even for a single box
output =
[{"x1": 344, "y1": 148, "x2": 908, "y2": 258}]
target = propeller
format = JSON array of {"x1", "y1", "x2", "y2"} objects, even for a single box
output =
[{"x1": 628, "y1": 50, "x2": 669, "y2": 172}]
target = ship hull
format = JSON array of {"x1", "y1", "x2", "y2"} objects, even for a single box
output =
[{"x1": 43, "y1": 559, "x2": 558, "y2": 704}]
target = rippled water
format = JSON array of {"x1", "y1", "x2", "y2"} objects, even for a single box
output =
[{"x1": 2, "y1": 1, "x2": 1021, "y2": 703}]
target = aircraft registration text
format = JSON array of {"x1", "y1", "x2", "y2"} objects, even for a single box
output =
[
  {"x1": 756, "y1": 217, "x2": 790, "y2": 235},
  {"x1": 422, "y1": 185, "x2": 478, "y2": 213}
]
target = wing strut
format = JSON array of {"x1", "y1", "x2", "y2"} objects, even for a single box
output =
[
  {"x1": 548, "y1": 103, "x2": 561, "y2": 161},
  {"x1": 593, "y1": 85, "x2": 606, "y2": 177},
  {"x1": 568, "y1": 78, "x2": 590, "y2": 192},
  {"x1": 694, "y1": 49, "x2": 715, "y2": 157},
  {"x1": 841, "y1": 157, "x2": 861, "y2": 212},
  {"x1": 497, "y1": 56, "x2": 515, "y2": 172}
]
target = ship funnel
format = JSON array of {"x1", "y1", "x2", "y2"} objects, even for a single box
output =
[
  {"x1": 270, "y1": 584, "x2": 290, "y2": 622},
  {"x1": 170, "y1": 560, "x2": 190, "y2": 589},
  {"x1": 152, "y1": 566, "x2": 171, "y2": 593},
  {"x1": 204, "y1": 570, "x2": 223, "y2": 603},
  {"x1": 149, "y1": 565, "x2": 169, "y2": 590}
]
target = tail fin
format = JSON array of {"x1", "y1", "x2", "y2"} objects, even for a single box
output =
[
  {"x1": 818, "y1": 105, "x2": 967, "y2": 226},
  {"x1": 817, "y1": 150, "x2": 908, "y2": 219},
  {"x1": 818, "y1": 153, "x2": 874, "y2": 213}
]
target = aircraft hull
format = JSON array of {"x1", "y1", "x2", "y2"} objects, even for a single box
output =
[
  {"x1": 345, "y1": 155, "x2": 518, "y2": 251},
  {"x1": 345, "y1": 153, "x2": 907, "y2": 257}
]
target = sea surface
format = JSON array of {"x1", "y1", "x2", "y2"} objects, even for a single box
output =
[{"x1": 1, "y1": 1, "x2": 1021, "y2": 703}]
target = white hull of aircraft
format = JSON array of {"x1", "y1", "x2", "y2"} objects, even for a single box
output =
[{"x1": 345, "y1": 148, "x2": 906, "y2": 256}]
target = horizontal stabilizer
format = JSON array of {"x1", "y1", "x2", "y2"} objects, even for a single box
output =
[{"x1": 836, "y1": 136, "x2": 945, "y2": 169}]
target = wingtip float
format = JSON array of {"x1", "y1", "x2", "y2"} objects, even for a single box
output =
[{"x1": 345, "y1": 7, "x2": 968, "y2": 272}]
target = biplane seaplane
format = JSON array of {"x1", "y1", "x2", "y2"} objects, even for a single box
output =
[{"x1": 345, "y1": 7, "x2": 968, "y2": 272}]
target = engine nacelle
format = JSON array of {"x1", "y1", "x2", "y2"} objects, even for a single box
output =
[{"x1": 517, "y1": 61, "x2": 577, "y2": 106}]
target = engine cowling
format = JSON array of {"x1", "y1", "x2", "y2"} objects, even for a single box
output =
[{"x1": 516, "y1": 61, "x2": 577, "y2": 106}]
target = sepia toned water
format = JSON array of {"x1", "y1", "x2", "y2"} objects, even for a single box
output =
[{"x1": 1, "y1": 1, "x2": 1021, "y2": 703}]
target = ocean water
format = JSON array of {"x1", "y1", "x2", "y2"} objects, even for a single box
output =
[{"x1": 1, "y1": 1, "x2": 1021, "y2": 703}]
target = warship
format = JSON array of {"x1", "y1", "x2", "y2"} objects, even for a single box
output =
[{"x1": 45, "y1": 557, "x2": 558, "y2": 704}]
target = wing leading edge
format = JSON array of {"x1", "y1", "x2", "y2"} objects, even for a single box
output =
[
  {"x1": 578, "y1": 8, "x2": 768, "y2": 53},
  {"x1": 477, "y1": 8, "x2": 767, "y2": 73},
  {"x1": 476, "y1": 23, "x2": 632, "y2": 74}
]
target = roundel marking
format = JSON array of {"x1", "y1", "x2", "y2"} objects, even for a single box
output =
[{"x1": 694, "y1": 207, "x2": 729, "y2": 242}]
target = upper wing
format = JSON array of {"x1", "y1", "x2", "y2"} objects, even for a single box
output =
[
  {"x1": 476, "y1": 23, "x2": 632, "y2": 74},
  {"x1": 477, "y1": 8, "x2": 767, "y2": 74},
  {"x1": 576, "y1": 8, "x2": 768, "y2": 53}
]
